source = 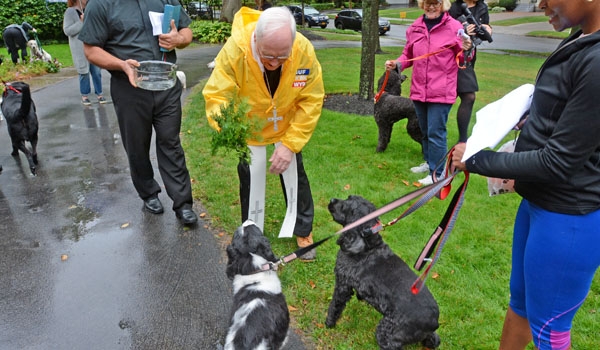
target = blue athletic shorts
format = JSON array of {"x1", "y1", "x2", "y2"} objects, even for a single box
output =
[{"x1": 510, "y1": 199, "x2": 600, "y2": 349}]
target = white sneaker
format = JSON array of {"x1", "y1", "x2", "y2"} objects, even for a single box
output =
[
  {"x1": 411, "y1": 162, "x2": 429, "y2": 173},
  {"x1": 418, "y1": 174, "x2": 433, "y2": 185}
]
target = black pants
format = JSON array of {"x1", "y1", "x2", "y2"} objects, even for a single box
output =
[
  {"x1": 238, "y1": 151, "x2": 314, "y2": 237},
  {"x1": 2, "y1": 28, "x2": 28, "y2": 64},
  {"x1": 110, "y1": 75, "x2": 193, "y2": 211}
]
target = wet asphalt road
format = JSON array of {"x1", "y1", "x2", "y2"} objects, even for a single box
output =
[
  {"x1": 0, "y1": 28, "x2": 560, "y2": 350},
  {"x1": 0, "y1": 45, "x2": 307, "y2": 350}
]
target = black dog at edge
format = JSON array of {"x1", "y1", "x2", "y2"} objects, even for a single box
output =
[
  {"x1": 375, "y1": 69, "x2": 423, "y2": 153},
  {"x1": 1, "y1": 81, "x2": 39, "y2": 175},
  {"x1": 224, "y1": 220, "x2": 290, "y2": 350},
  {"x1": 326, "y1": 195, "x2": 440, "y2": 350}
]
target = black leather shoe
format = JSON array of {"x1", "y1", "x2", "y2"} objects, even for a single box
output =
[
  {"x1": 176, "y1": 208, "x2": 198, "y2": 225},
  {"x1": 144, "y1": 196, "x2": 164, "y2": 214}
]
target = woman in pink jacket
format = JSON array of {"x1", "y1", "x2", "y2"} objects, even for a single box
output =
[{"x1": 385, "y1": 0, "x2": 471, "y2": 185}]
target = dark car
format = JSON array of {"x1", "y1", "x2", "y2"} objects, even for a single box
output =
[
  {"x1": 187, "y1": 1, "x2": 213, "y2": 20},
  {"x1": 334, "y1": 9, "x2": 390, "y2": 35},
  {"x1": 286, "y1": 5, "x2": 329, "y2": 29}
]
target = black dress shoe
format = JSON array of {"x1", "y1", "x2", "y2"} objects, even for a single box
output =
[
  {"x1": 144, "y1": 196, "x2": 164, "y2": 214},
  {"x1": 175, "y1": 208, "x2": 198, "y2": 225}
]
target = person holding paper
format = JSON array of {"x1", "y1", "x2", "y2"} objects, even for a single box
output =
[
  {"x1": 203, "y1": 7, "x2": 324, "y2": 260},
  {"x1": 452, "y1": 0, "x2": 600, "y2": 348},
  {"x1": 385, "y1": 0, "x2": 472, "y2": 186},
  {"x1": 78, "y1": 0, "x2": 198, "y2": 225}
]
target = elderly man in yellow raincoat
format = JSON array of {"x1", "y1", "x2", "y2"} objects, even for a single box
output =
[{"x1": 203, "y1": 6, "x2": 324, "y2": 260}]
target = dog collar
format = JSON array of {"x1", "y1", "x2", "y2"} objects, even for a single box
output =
[{"x1": 370, "y1": 221, "x2": 383, "y2": 234}]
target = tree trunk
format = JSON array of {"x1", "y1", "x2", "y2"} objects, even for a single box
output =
[
  {"x1": 221, "y1": 0, "x2": 242, "y2": 23},
  {"x1": 358, "y1": 0, "x2": 380, "y2": 101}
]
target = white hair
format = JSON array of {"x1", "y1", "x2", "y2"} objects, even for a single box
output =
[{"x1": 255, "y1": 6, "x2": 296, "y2": 43}]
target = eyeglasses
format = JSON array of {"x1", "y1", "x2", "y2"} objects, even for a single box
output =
[
  {"x1": 257, "y1": 47, "x2": 290, "y2": 62},
  {"x1": 424, "y1": 2, "x2": 441, "y2": 8}
]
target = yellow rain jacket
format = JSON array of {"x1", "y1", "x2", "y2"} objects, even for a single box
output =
[{"x1": 203, "y1": 7, "x2": 324, "y2": 153}]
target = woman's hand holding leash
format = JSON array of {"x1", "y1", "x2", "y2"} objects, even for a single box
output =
[{"x1": 451, "y1": 142, "x2": 467, "y2": 172}]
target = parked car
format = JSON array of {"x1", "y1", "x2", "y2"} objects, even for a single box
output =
[
  {"x1": 286, "y1": 5, "x2": 329, "y2": 29},
  {"x1": 334, "y1": 9, "x2": 390, "y2": 35},
  {"x1": 186, "y1": 1, "x2": 213, "y2": 20}
]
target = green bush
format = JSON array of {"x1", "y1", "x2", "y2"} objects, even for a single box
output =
[
  {"x1": 341, "y1": 2, "x2": 362, "y2": 9},
  {"x1": 189, "y1": 20, "x2": 231, "y2": 44},
  {"x1": 0, "y1": 0, "x2": 67, "y2": 43},
  {"x1": 498, "y1": 0, "x2": 517, "y2": 11},
  {"x1": 310, "y1": 3, "x2": 336, "y2": 11}
]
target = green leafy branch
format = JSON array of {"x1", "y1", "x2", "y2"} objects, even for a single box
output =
[{"x1": 209, "y1": 97, "x2": 263, "y2": 164}]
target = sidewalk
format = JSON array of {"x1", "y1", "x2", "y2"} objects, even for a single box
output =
[{"x1": 489, "y1": 11, "x2": 553, "y2": 35}]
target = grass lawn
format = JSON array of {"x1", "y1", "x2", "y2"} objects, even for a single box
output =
[{"x1": 181, "y1": 45, "x2": 599, "y2": 349}]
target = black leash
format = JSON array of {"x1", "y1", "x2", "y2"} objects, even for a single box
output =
[
  {"x1": 411, "y1": 171, "x2": 469, "y2": 294},
  {"x1": 250, "y1": 148, "x2": 470, "y2": 290},
  {"x1": 250, "y1": 235, "x2": 335, "y2": 274},
  {"x1": 250, "y1": 177, "x2": 453, "y2": 275}
]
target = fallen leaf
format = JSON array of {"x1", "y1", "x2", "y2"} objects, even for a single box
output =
[
  {"x1": 309, "y1": 280, "x2": 316, "y2": 289},
  {"x1": 432, "y1": 272, "x2": 440, "y2": 279},
  {"x1": 343, "y1": 184, "x2": 351, "y2": 190},
  {"x1": 68, "y1": 205, "x2": 77, "y2": 209},
  {"x1": 413, "y1": 182, "x2": 422, "y2": 187},
  {"x1": 402, "y1": 180, "x2": 410, "y2": 186},
  {"x1": 60, "y1": 254, "x2": 68, "y2": 261},
  {"x1": 120, "y1": 222, "x2": 130, "y2": 229},
  {"x1": 288, "y1": 305, "x2": 298, "y2": 312},
  {"x1": 199, "y1": 212, "x2": 207, "y2": 218}
]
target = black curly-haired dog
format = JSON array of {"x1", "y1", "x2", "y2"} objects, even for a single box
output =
[
  {"x1": 326, "y1": 195, "x2": 440, "y2": 350},
  {"x1": 224, "y1": 220, "x2": 290, "y2": 350},
  {"x1": 375, "y1": 69, "x2": 423, "y2": 153},
  {"x1": 1, "y1": 81, "x2": 39, "y2": 175}
]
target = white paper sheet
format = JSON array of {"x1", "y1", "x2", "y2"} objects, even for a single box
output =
[
  {"x1": 148, "y1": 11, "x2": 164, "y2": 36},
  {"x1": 463, "y1": 83, "x2": 535, "y2": 161}
]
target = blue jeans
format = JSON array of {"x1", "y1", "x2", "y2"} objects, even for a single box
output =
[
  {"x1": 79, "y1": 64, "x2": 103, "y2": 96},
  {"x1": 412, "y1": 101, "x2": 451, "y2": 177}
]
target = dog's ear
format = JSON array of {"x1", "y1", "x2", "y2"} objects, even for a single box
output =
[{"x1": 241, "y1": 222, "x2": 278, "y2": 263}]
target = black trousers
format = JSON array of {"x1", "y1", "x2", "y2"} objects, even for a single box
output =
[
  {"x1": 2, "y1": 28, "x2": 28, "y2": 64},
  {"x1": 110, "y1": 75, "x2": 193, "y2": 211},
  {"x1": 237, "y1": 151, "x2": 314, "y2": 237}
]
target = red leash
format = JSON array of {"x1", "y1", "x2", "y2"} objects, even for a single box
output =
[
  {"x1": 2, "y1": 80, "x2": 22, "y2": 95},
  {"x1": 374, "y1": 69, "x2": 389, "y2": 103},
  {"x1": 375, "y1": 43, "x2": 463, "y2": 104}
]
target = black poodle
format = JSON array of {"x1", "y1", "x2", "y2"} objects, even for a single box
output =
[
  {"x1": 374, "y1": 69, "x2": 423, "y2": 153},
  {"x1": 326, "y1": 195, "x2": 440, "y2": 350}
]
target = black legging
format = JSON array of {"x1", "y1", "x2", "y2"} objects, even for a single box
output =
[{"x1": 456, "y1": 91, "x2": 476, "y2": 143}]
